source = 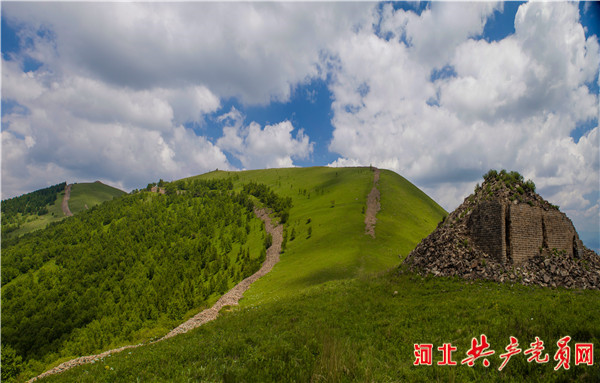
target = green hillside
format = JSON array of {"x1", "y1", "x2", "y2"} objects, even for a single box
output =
[
  {"x1": 1, "y1": 181, "x2": 125, "y2": 239},
  {"x1": 7, "y1": 167, "x2": 599, "y2": 382},
  {"x1": 2, "y1": 178, "x2": 287, "y2": 381},
  {"x1": 68, "y1": 182, "x2": 126, "y2": 214},
  {"x1": 189, "y1": 167, "x2": 446, "y2": 304},
  {"x1": 1, "y1": 183, "x2": 67, "y2": 238}
]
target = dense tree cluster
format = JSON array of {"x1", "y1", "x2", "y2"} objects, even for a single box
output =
[
  {"x1": 1, "y1": 182, "x2": 66, "y2": 217},
  {"x1": 1, "y1": 182, "x2": 67, "y2": 235},
  {"x1": 1, "y1": 178, "x2": 281, "y2": 379},
  {"x1": 243, "y1": 181, "x2": 292, "y2": 223}
]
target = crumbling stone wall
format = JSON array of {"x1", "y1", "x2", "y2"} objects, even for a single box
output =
[
  {"x1": 469, "y1": 202, "x2": 580, "y2": 266},
  {"x1": 543, "y1": 210, "x2": 575, "y2": 257},
  {"x1": 468, "y1": 201, "x2": 506, "y2": 264},
  {"x1": 509, "y1": 204, "x2": 543, "y2": 265}
]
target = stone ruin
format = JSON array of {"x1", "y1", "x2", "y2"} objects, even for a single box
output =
[
  {"x1": 401, "y1": 171, "x2": 600, "y2": 290},
  {"x1": 469, "y1": 201, "x2": 585, "y2": 266}
]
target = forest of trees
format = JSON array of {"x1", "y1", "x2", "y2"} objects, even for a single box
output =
[
  {"x1": 243, "y1": 181, "x2": 292, "y2": 223},
  {"x1": 1, "y1": 178, "x2": 289, "y2": 380},
  {"x1": 1, "y1": 182, "x2": 67, "y2": 235}
]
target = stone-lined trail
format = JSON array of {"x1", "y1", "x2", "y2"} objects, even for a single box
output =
[
  {"x1": 364, "y1": 168, "x2": 380, "y2": 238},
  {"x1": 61, "y1": 184, "x2": 73, "y2": 217},
  {"x1": 29, "y1": 208, "x2": 282, "y2": 382}
]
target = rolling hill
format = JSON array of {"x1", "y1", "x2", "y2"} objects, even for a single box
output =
[
  {"x1": 67, "y1": 182, "x2": 126, "y2": 215},
  {"x1": 4, "y1": 167, "x2": 599, "y2": 382},
  {"x1": 1, "y1": 181, "x2": 125, "y2": 240}
]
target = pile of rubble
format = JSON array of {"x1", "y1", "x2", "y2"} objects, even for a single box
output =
[{"x1": 401, "y1": 171, "x2": 600, "y2": 290}]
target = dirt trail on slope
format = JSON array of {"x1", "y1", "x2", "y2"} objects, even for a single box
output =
[
  {"x1": 365, "y1": 168, "x2": 380, "y2": 238},
  {"x1": 29, "y1": 208, "x2": 282, "y2": 382},
  {"x1": 61, "y1": 184, "x2": 74, "y2": 217},
  {"x1": 161, "y1": 208, "x2": 282, "y2": 339}
]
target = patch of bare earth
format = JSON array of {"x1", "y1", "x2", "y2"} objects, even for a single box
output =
[
  {"x1": 61, "y1": 184, "x2": 73, "y2": 217},
  {"x1": 364, "y1": 168, "x2": 380, "y2": 238},
  {"x1": 28, "y1": 208, "x2": 283, "y2": 382}
]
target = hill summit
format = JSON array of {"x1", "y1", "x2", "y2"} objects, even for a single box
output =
[{"x1": 402, "y1": 170, "x2": 600, "y2": 290}]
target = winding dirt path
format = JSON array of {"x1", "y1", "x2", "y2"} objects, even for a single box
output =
[
  {"x1": 364, "y1": 168, "x2": 380, "y2": 238},
  {"x1": 29, "y1": 208, "x2": 282, "y2": 382},
  {"x1": 61, "y1": 184, "x2": 74, "y2": 217},
  {"x1": 161, "y1": 208, "x2": 282, "y2": 340}
]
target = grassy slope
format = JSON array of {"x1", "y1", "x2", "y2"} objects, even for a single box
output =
[
  {"x1": 41, "y1": 276, "x2": 600, "y2": 383},
  {"x1": 38, "y1": 167, "x2": 599, "y2": 382},
  {"x1": 68, "y1": 182, "x2": 126, "y2": 214},
  {"x1": 189, "y1": 167, "x2": 445, "y2": 305},
  {"x1": 6, "y1": 192, "x2": 65, "y2": 238},
  {"x1": 7, "y1": 184, "x2": 267, "y2": 380},
  {"x1": 4, "y1": 182, "x2": 125, "y2": 238}
]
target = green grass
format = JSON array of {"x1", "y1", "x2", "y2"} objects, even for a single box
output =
[
  {"x1": 39, "y1": 273, "x2": 600, "y2": 383},
  {"x1": 5, "y1": 192, "x2": 65, "y2": 238},
  {"x1": 189, "y1": 167, "x2": 445, "y2": 305},
  {"x1": 29, "y1": 167, "x2": 598, "y2": 382},
  {"x1": 68, "y1": 182, "x2": 126, "y2": 214},
  {"x1": 3, "y1": 182, "x2": 125, "y2": 239}
]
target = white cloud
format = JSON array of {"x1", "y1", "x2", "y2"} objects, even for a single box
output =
[
  {"x1": 1, "y1": 55, "x2": 230, "y2": 198},
  {"x1": 326, "y1": 2, "x2": 599, "y2": 247},
  {"x1": 2, "y1": 2, "x2": 371, "y2": 105},
  {"x1": 379, "y1": 2, "x2": 501, "y2": 69},
  {"x1": 1, "y1": 2, "x2": 366, "y2": 198},
  {"x1": 217, "y1": 108, "x2": 313, "y2": 169}
]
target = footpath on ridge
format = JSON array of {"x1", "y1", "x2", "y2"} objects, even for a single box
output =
[
  {"x1": 61, "y1": 184, "x2": 73, "y2": 217},
  {"x1": 29, "y1": 208, "x2": 283, "y2": 382},
  {"x1": 364, "y1": 168, "x2": 380, "y2": 238},
  {"x1": 161, "y1": 208, "x2": 283, "y2": 339}
]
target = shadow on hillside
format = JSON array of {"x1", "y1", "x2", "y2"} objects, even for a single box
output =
[{"x1": 288, "y1": 264, "x2": 357, "y2": 289}]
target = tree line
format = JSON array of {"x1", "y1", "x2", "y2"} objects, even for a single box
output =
[
  {"x1": 1, "y1": 182, "x2": 67, "y2": 235},
  {"x1": 1, "y1": 177, "x2": 289, "y2": 381}
]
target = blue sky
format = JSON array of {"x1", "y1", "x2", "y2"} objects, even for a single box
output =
[{"x1": 1, "y1": 2, "x2": 599, "y2": 250}]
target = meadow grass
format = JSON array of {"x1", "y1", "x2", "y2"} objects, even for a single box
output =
[
  {"x1": 33, "y1": 167, "x2": 598, "y2": 382},
  {"x1": 192, "y1": 167, "x2": 445, "y2": 305},
  {"x1": 68, "y1": 182, "x2": 125, "y2": 214},
  {"x1": 6, "y1": 193, "x2": 66, "y2": 238},
  {"x1": 4, "y1": 182, "x2": 124, "y2": 239},
  {"x1": 40, "y1": 273, "x2": 600, "y2": 382}
]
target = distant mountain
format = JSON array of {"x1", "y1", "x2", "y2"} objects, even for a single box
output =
[
  {"x1": 1, "y1": 181, "x2": 125, "y2": 239},
  {"x1": 68, "y1": 181, "x2": 126, "y2": 215}
]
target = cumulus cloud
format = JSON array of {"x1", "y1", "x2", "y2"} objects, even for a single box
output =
[
  {"x1": 1, "y1": 1, "x2": 597, "y2": 249},
  {"x1": 217, "y1": 107, "x2": 313, "y2": 169},
  {"x1": 327, "y1": 2, "x2": 599, "y2": 247},
  {"x1": 1, "y1": 55, "x2": 230, "y2": 198},
  {"x1": 1, "y1": 2, "x2": 367, "y2": 199},
  {"x1": 2, "y1": 2, "x2": 371, "y2": 105},
  {"x1": 379, "y1": 2, "x2": 501, "y2": 68}
]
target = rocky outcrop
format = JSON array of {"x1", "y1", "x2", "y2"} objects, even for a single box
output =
[{"x1": 401, "y1": 171, "x2": 600, "y2": 290}]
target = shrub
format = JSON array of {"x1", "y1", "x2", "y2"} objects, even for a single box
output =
[
  {"x1": 280, "y1": 210, "x2": 289, "y2": 224},
  {"x1": 523, "y1": 179, "x2": 536, "y2": 193},
  {"x1": 1, "y1": 344, "x2": 23, "y2": 382},
  {"x1": 483, "y1": 169, "x2": 498, "y2": 182},
  {"x1": 264, "y1": 233, "x2": 273, "y2": 249}
]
